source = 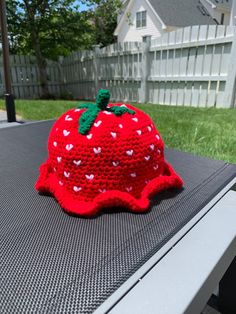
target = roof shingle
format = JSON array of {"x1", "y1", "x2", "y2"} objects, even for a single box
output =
[{"x1": 148, "y1": 0, "x2": 218, "y2": 27}]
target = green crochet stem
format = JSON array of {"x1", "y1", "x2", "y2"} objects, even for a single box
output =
[{"x1": 77, "y1": 89, "x2": 135, "y2": 135}]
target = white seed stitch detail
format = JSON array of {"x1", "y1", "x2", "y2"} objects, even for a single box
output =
[
  {"x1": 126, "y1": 187, "x2": 133, "y2": 192},
  {"x1": 150, "y1": 144, "x2": 155, "y2": 150},
  {"x1": 147, "y1": 126, "x2": 152, "y2": 132},
  {"x1": 112, "y1": 161, "x2": 119, "y2": 167},
  {"x1": 87, "y1": 134, "x2": 93, "y2": 140},
  {"x1": 132, "y1": 117, "x2": 138, "y2": 122},
  {"x1": 73, "y1": 160, "x2": 81, "y2": 166},
  {"x1": 86, "y1": 174, "x2": 94, "y2": 180},
  {"x1": 104, "y1": 111, "x2": 112, "y2": 115},
  {"x1": 119, "y1": 124, "x2": 123, "y2": 129},
  {"x1": 73, "y1": 186, "x2": 82, "y2": 192},
  {"x1": 94, "y1": 120, "x2": 102, "y2": 127},
  {"x1": 64, "y1": 171, "x2": 70, "y2": 178},
  {"x1": 59, "y1": 181, "x2": 63, "y2": 186},
  {"x1": 110, "y1": 132, "x2": 117, "y2": 139},
  {"x1": 66, "y1": 144, "x2": 73, "y2": 151},
  {"x1": 130, "y1": 173, "x2": 137, "y2": 178},
  {"x1": 144, "y1": 156, "x2": 150, "y2": 161},
  {"x1": 57, "y1": 157, "x2": 62, "y2": 163},
  {"x1": 65, "y1": 115, "x2": 73, "y2": 121},
  {"x1": 53, "y1": 141, "x2": 57, "y2": 147},
  {"x1": 136, "y1": 130, "x2": 142, "y2": 135},
  {"x1": 126, "y1": 149, "x2": 133, "y2": 156},
  {"x1": 93, "y1": 147, "x2": 101, "y2": 154},
  {"x1": 99, "y1": 188, "x2": 106, "y2": 193},
  {"x1": 63, "y1": 130, "x2": 70, "y2": 137}
]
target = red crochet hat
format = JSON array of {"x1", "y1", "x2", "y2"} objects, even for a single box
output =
[{"x1": 35, "y1": 89, "x2": 183, "y2": 216}]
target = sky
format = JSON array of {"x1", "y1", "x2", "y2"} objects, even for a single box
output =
[{"x1": 75, "y1": 1, "x2": 93, "y2": 12}]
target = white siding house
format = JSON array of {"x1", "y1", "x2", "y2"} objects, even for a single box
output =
[
  {"x1": 114, "y1": 0, "x2": 234, "y2": 43},
  {"x1": 114, "y1": 0, "x2": 166, "y2": 42}
]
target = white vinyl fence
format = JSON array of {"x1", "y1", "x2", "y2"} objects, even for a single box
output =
[
  {"x1": 1, "y1": 25, "x2": 236, "y2": 108},
  {"x1": 148, "y1": 25, "x2": 236, "y2": 108},
  {"x1": 0, "y1": 55, "x2": 61, "y2": 98},
  {"x1": 61, "y1": 25, "x2": 236, "y2": 108}
]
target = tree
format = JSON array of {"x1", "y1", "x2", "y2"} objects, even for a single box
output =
[
  {"x1": 89, "y1": 0, "x2": 122, "y2": 47},
  {"x1": 6, "y1": 0, "x2": 122, "y2": 97},
  {"x1": 6, "y1": 0, "x2": 95, "y2": 97}
]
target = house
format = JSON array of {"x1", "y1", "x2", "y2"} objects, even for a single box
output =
[
  {"x1": 114, "y1": 0, "x2": 233, "y2": 42},
  {"x1": 201, "y1": 0, "x2": 232, "y2": 25}
]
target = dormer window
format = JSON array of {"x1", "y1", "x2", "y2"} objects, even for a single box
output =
[{"x1": 136, "y1": 10, "x2": 147, "y2": 28}]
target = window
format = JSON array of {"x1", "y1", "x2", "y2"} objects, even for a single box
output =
[{"x1": 136, "y1": 11, "x2": 146, "y2": 28}]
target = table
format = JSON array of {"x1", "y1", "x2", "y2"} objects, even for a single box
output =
[{"x1": 1, "y1": 121, "x2": 236, "y2": 313}]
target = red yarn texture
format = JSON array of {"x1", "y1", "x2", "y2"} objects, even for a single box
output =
[{"x1": 35, "y1": 103, "x2": 183, "y2": 216}]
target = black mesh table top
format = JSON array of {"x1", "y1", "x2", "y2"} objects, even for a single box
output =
[{"x1": 1, "y1": 121, "x2": 236, "y2": 313}]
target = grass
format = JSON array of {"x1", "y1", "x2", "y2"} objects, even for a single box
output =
[{"x1": 0, "y1": 99, "x2": 236, "y2": 164}]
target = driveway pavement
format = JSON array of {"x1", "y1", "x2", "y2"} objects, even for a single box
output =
[
  {"x1": 0, "y1": 110, "x2": 22, "y2": 128},
  {"x1": 0, "y1": 109, "x2": 7, "y2": 121}
]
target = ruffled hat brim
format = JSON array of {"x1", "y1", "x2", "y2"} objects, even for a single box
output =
[{"x1": 35, "y1": 160, "x2": 183, "y2": 217}]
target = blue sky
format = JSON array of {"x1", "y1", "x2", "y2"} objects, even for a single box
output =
[{"x1": 75, "y1": 1, "x2": 93, "y2": 12}]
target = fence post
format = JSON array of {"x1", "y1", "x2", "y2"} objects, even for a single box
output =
[
  {"x1": 0, "y1": 0, "x2": 16, "y2": 122},
  {"x1": 93, "y1": 45, "x2": 100, "y2": 97},
  {"x1": 140, "y1": 37, "x2": 151, "y2": 103},
  {"x1": 223, "y1": 28, "x2": 236, "y2": 108},
  {"x1": 58, "y1": 56, "x2": 66, "y2": 97}
]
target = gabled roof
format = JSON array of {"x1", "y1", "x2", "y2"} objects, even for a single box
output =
[
  {"x1": 114, "y1": 0, "x2": 166, "y2": 36},
  {"x1": 148, "y1": 0, "x2": 217, "y2": 27},
  {"x1": 114, "y1": 0, "x2": 220, "y2": 37}
]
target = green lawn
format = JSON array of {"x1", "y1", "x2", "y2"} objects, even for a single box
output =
[{"x1": 1, "y1": 99, "x2": 236, "y2": 164}]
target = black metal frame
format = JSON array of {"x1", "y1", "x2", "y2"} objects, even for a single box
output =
[{"x1": 0, "y1": 0, "x2": 16, "y2": 122}]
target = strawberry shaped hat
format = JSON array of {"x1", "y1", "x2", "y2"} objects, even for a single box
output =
[{"x1": 35, "y1": 89, "x2": 183, "y2": 216}]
